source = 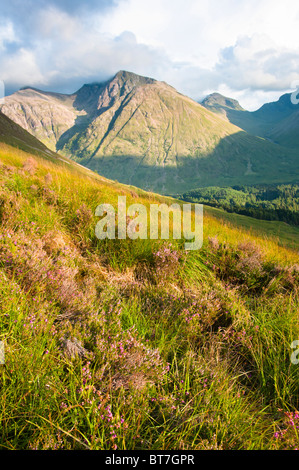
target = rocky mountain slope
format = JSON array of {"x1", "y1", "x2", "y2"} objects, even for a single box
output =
[
  {"x1": 0, "y1": 87, "x2": 80, "y2": 151},
  {"x1": 0, "y1": 109, "x2": 54, "y2": 155}
]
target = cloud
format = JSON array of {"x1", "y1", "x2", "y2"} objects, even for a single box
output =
[
  {"x1": 0, "y1": 0, "x2": 299, "y2": 109},
  {"x1": 1, "y1": 0, "x2": 117, "y2": 18},
  {"x1": 1, "y1": 48, "x2": 45, "y2": 87},
  {"x1": 162, "y1": 34, "x2": 299, "y2": 110},
  {"x1": 0, "y1": 22, "x2": 17, "y2": 50},
  {"x1": 0, "y1": 5, "x2": 171, "y2": 94},
  {"x1": 216, "y1": 35, "x2": 299, "y2": 91}
]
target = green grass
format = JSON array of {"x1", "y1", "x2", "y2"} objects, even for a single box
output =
[
  {"x1": 0, "y1": 142, "x2": 299, "y2": 450},
  {"x1": 205, "y1": 206, "x2": 299, "y2": 252}
]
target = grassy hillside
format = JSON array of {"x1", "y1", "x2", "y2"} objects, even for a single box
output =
[
  {"x1": 205, "y1": 206, "x2": 299, "y2": 252},
  {"x1": 0, "y1": 141, "x2": 299, "y2": 450},
  {"x1": 267, "y1": 109, "x2": 299, "y2": 149}
]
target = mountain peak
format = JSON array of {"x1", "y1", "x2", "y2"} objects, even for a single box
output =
[
  {"x1": 75, "y1": 70, "x2": 157, "y2": 100},
  {"x1": 20, "y1": 86, "x2": 40, "y2": 92},
  {"x1": 113, "y1": 70, "x2": 157, "y2": 87},
  {"x1": 202, "y1": 92, "x2": 244, "y2": 111}
]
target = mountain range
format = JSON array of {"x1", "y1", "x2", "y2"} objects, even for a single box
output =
[
  {"x1": 0, "y1": 70, "x2": 298, "y2": 194},
  {"x1": 201, "y1": 91, "x2": 299, "y2": 149}
]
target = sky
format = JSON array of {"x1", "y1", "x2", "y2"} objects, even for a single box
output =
[{"x1": 0, "y1": 0, "x2": 299, "y2": 110}]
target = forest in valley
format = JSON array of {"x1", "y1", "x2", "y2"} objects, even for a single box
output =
[{"x1": 179, "y1": 184, "x2": 299, "y2": 226}]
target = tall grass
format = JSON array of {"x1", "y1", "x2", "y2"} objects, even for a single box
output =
[{"x1": 0, "y1": 143, "x2": 299, "y2": 450}]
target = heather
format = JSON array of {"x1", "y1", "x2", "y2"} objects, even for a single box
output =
[{"x1": 0, "y1": 143, "x2": 299, "y2": 450}]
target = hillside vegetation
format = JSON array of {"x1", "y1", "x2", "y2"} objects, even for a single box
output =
[
  {"x1": 179, "y1": 184, "x2": 299, "y2": 226},
  {"x1": 0, "y1": 141, "x2": 299, "y2": 450}
]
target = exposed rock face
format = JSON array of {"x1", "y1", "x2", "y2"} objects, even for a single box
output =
[
  {"x1": 0, "y1": 88, "x2": 79, "y2": 151},
  {"x1": 0, "y1": 109, "x2": 58, "y2": 158}
]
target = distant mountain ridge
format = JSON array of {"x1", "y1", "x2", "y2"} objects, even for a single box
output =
[
  {"x1": 201, "y1": 91, "x2": 299, "y2": 148},
  {"x1": 1, "y1": 71, "x2": 298, "y2": 194},
  {"x1": 201, "y1": 92, "x2": 245, "y2": 113}
]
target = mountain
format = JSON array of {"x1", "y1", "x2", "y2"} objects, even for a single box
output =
[
  {"x1": 0, "y1": 72, "x2": 158, "y2": 153},
  {"x1": 201, "y1": 92, "x2": 299, "y2": 149},
  {"x1": 0, "y1": 86, "x2": 81, "y2": 151},
  {"x1": 201, "y1": 92, "x2": 245, "y2": 114},
  {"x1": 1, "y1": 71, "x2": 298, "y2": 194},
  {"x1": 0, "y1": 108, "x2": 108, "y2": 180},
  {"x1": 0, "y1": 109, "x2": 55, "y2": 156},
  {"x1": 266, "y1": 107, "x2": 299, "y2": 149}
]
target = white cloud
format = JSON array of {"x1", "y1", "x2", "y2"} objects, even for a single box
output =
[
  {"x1": 0, "y1": 0, "x2": 299, "y2": 109},
  {"x1": 36, "y1": 7, "x2": 80, "y2": 40},
  {"x1": 215, "y1": 34, "x2": 299, "y2": 91},
  {"x1": 0, "y1": 21, "x2": 18, "y2": 50},
  {"x1": 1, "y1": 48, "x2": 45, "y2": 86}
]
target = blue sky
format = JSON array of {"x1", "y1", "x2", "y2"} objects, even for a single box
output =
[{"x1": 0, "y1": 0, "x2": 299, "y2": 109}]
